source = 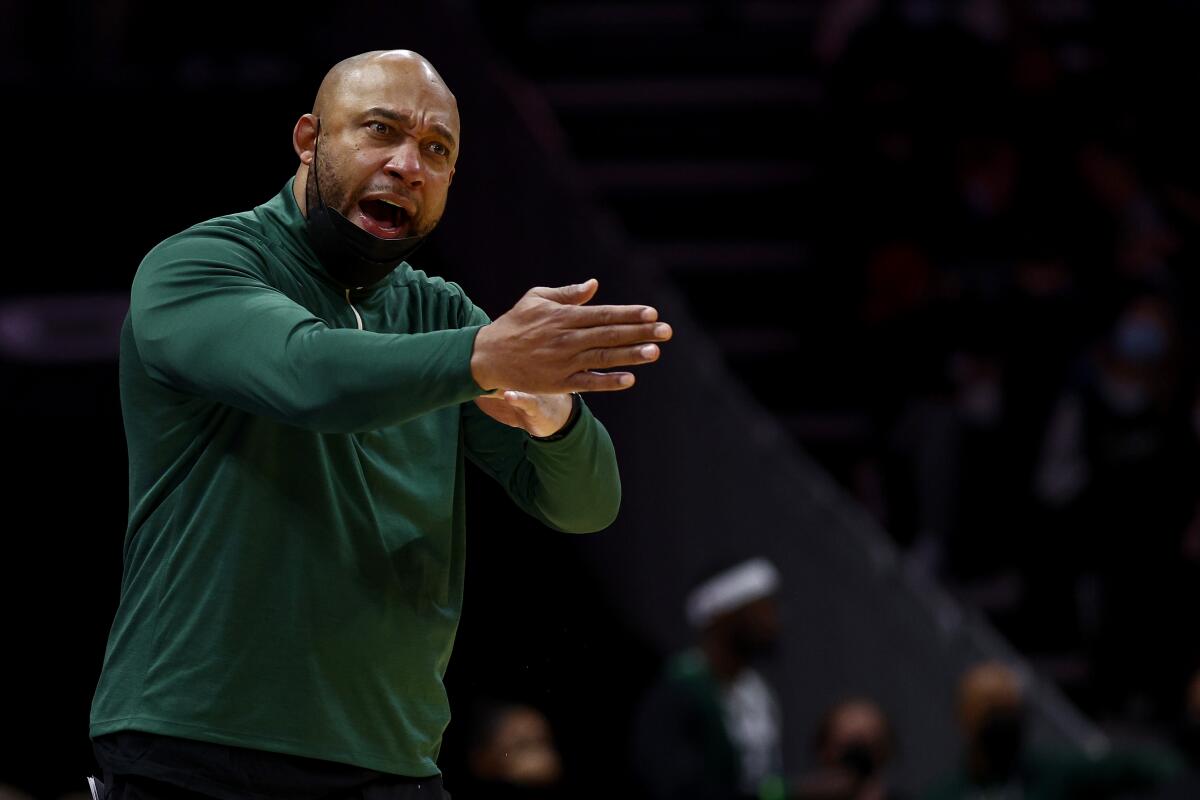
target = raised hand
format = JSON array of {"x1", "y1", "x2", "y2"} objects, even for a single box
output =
[{"x1": 470, "y1": 279, "x2": 672, "y2": 394}]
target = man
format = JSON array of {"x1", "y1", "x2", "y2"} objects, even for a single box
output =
[
  {"x1": 462, "y1": 701, "x2": 565, "y2": 798},
  {"x1": 632, "y1": 557, "x2": 787, "y2": 800},
  {"x1": 88, "y1": 50, "x2": 672, "y2": 800},
  {"x1": 794, "y1": 698, "x2": 905, "y2": 800},
  {"x1": 924, "y1": 661, "x2": 1177, "y2": 800}
]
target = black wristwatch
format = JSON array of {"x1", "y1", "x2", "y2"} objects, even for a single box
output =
[{"x1": 529, "y1": 393, "x2": 583, "y2": 443}]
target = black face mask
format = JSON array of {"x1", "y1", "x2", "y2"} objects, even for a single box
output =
[
  {"x1": 304, "y1": 122, "x2": 427, "y2": 290},
  {"x1": 838, "y1": 741, "x2": 880, "y2": 780},
  {"x1": 976, "y1": 709, "x2": 1025, "y2": 779},
  {"x1": 1177, "y1": 714, "x2": 1200, "y2": 765}
]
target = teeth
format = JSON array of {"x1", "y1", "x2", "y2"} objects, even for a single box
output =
[{"x1": 380, "y1": 198, "x2": 404, "y2": 209}]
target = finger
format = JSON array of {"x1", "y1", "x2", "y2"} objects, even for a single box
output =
[
  {"x1": 500, "y1": 390, "x2": 541, "y2": 410},
  {"x1": 530, "y1": 279, "x2": 599, "y2": 306},
  {"x1": 559, "y1": 304, "x2": 659, "y2": 327},
  {"x1": 563, "y1": 370, "x2": 637, "y2": 393},
  {"x1": 577, "y1": 343, "x2": 662, "y2": 371},
  {"x1": 567, "y1": 322, "x2": 673, "y2": 349}
]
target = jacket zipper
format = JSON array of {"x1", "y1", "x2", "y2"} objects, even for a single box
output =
[{"x1": 345, "y1": 288, "x2": 364, "y2": 331}]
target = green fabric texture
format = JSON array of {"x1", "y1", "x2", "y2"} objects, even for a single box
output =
[
  {"x1": 90, "y1": 179, "x2": 621, "y2": 777},
  {"x1": 668, "y1": 649, "x2": 744, "y2": 791}
]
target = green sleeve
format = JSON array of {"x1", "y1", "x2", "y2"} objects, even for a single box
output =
[
  {"x1": 130, "y1": 227, "x2": 487, "y2": 433},
  {"x1": 459, "y1": 307, "x2": 621, "y2": 534}
]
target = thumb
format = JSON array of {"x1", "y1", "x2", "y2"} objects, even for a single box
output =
[{"x1": 532, "y1": 278, "x2": 599, "y2": 306}]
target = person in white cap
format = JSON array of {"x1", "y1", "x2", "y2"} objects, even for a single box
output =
[{"x1": 632, "y1": 557, "x2": 787, "y2": 800}]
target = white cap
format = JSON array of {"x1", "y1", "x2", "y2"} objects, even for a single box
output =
[{"x1": 685, "y1": 557, "x2": 781, "y2": 629}]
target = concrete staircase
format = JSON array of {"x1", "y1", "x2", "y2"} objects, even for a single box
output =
[{"x1": 476, "y1": 1, "x2": 868, "y2": 459}]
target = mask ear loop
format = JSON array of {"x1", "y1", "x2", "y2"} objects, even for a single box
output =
[{"x1": 308, "y1": 116, "x2": 327, "y2": 210}]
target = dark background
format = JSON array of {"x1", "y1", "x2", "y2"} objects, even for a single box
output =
[{"x1": 3, "y1": 0, "x2": 1199, "y2": 797}]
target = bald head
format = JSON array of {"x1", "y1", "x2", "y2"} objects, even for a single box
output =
[
  {"x1": 958, "y1": 661, "x2": 1024, "y2": 737},
  {"x1": 313, "y1": 50, "x2": 457, "y2": 126},
  {"x1": 292, "y1": 49, "x2": 460, "y2": 240}
]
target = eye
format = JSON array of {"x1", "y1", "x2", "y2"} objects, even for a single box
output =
[
  {"x1": 367, "y1": 121, "x2": 390, "y2": 135},
  {"x1": 428, "y1": 141, "x2": 450, "y2": 157}
]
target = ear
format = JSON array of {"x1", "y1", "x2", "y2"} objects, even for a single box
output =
[
  {"x1": 447, "y1": 166, "x2": 455, "y2": 186},
  {"x1": 293, "y1": 114, "x2": 318, "y2": 164}
]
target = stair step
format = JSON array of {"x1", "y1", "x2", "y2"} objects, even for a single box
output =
[
  {"x1": 525, "y1": 0, "x2": 821, "y2": 38},
  {"x1": 706, "y1": 325, "x2": 805, "y2": 356},
  {"x1": 555, "y1": 104, "x2": 817, "y2": 160},
  {"x1": 540, "y1": 76, "x2": 820, "y2": 110},
  {"x1": 603, "y1": 182, "x2": 817, "y2": 239},
  {"x1": 640, "y1": 240, "x2": 807, "y2": 271},
  {"x1": 581, "y1": 160, "x2": 811, "y2": 192}
]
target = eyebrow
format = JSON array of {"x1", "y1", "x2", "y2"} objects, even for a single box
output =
[{"x1": 363, "y1": 106, "x2": 457, "y2": 151}]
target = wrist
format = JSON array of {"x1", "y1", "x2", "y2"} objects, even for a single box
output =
[
  {"x1": 530, "y1": 393, "x2": 582, "y2": 442},
  {"x1": 469, "y1": 325, "x2": 497, "y2": 392}
]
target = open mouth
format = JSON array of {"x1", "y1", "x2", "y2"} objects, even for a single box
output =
[{"x1": 357, "y1": 198, "x2": 412, "y2": 239}]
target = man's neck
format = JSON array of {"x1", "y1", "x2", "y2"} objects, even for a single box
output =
[
  {"x1": 700, "y1": 638, "x2": 746, "y2": 684},
  {"x1": 293, "y1": 167, "x2": 309, "y2": 217}
]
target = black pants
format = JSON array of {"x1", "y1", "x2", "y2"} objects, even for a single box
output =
[{"x1": 94, "y1": 732, "x2": 450, "y2": 800}]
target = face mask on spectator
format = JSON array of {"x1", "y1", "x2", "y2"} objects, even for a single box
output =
[
  {"x1": 976, "y1": 709, "x2": 1025, "y2": 777},
  {"x1": 838, "y1": 740, "x2": 881, "y2": 780},
  {"x1": 1178, "y1": 714, "x2": 1200, "y2": 763}
]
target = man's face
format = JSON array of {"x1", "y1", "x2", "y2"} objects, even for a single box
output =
[
  {"x1": 311, "y1": 60, "x2": 459, "y2": 240},
  {"x1": 728, "y1": 595, "x2": 781, "y2": 660},
  {"x1": 822, "y1": 702, "x2": 890, "y2": 770}
]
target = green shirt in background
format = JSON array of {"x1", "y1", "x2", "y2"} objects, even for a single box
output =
[
  {"x1": 90, "y1": 179, "x2": 622, "y2": 778},
  {"x1": 923, "y1": 748, "x2": 1182, "y2": 800}
]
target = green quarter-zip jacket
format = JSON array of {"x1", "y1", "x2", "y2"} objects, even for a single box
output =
[{"x1": 90, "y1": 178, "x2": 621, "y2": 777}]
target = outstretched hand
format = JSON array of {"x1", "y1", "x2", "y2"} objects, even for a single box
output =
[{"x1": 470, "y1": 278, "x2": 672, "y2": 395}]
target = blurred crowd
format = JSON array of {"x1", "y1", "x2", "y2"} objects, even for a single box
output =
[
  {"x1": 7, "y1": 557, "x2": 1198, "y2": 799},
  {"x1": 436, "y1": 561, "x2": 1200, "y2": 800},
  {"x1": 451, "y1": 560, "x2": 1199, "y2": 800},
  {"x1": 806, "y1": 0, "x2": 1200, "y2": 726}
]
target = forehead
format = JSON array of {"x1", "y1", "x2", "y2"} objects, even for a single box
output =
[
  {"x1": 832, "y1": 703, "x2": 884, "y2": 734},
  {"x1": 333, "y1": 61, "x2": 459, "y2": 133}
]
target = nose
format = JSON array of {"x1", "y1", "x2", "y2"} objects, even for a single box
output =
[{"x1": 384, "y1": 139, "x2": 424, "y2": 188}]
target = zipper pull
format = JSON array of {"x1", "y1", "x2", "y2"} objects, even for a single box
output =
[{"x1": 344, "y1": 288, "x2": 364, "y2": 331}]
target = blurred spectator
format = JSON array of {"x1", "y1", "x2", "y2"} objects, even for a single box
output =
[
  {"x1": 1075, "y1": 144, "x2": 1180, "y2": 286},
  {"x1": 924, "y1": 661, "x2": 1176, "y2": 799},
  {"x1": 0, "y1": 785, "x2": 35, "y2": 800},
  {"x1": 1035, "y1": 294, "x2": 1194, "y2": 717},
  {"x1": 794, "y1": 698, "x2": 906, "y2": 800},
  {"x1": 632, "y1": 557, "x2": 786, "y2": 800},
  {"x1": 459, "y1": 701, "x2": 565, "y2": 799}
]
